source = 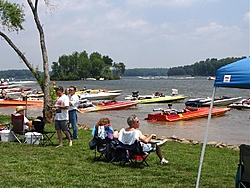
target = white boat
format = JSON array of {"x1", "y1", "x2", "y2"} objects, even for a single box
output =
[
  {"x1": 185, "y1": 96, "x2": 242, "y2": 107},
  {"x1": 207, "y1": 76, "x2": 216, "y2": 80},
  {"x1": 78, "y1": 91, "x2": 121, "y2": 100},
  {"x1": 227, "y1": 99, "x2": 250, "y2": 110}
]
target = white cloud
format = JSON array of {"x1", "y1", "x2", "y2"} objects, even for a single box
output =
[{"x1": 244, "y1": 12, "x2": 250, "y2": 21}]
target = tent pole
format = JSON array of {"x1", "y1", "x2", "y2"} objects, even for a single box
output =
[{"x1": 195, "y1": 87, "x2": 216, "y2": 188}]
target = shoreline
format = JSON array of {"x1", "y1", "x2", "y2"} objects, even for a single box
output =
[{"x1": 0, "y1": 112, "x2": 241, "y2": 150}]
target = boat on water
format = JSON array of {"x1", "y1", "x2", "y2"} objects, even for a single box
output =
[
  {"x1": 125, "y1": 89, "x2": 187, "y2": 104},
  {"x1": 185, "y1": 96, "x2": 242, "y2": 107},
  {"x1": 78, "y1": 90, "x2": 121, "y2": 100},
  {"x1": 145, "y1": 106, "x2": 230, "y2": 122},
  {"x1": 78, "y1": 100, "x2": 137, "y2": 113},
  {"x1": 207, "y1": 76, "x2": 216, "y2": 80},
  {"x1": 0, "y1": 98, "x2": 43, "y2": 107},
  {"x1": 76, "y1": 89, "x2": 122, "y2": 95},
  {"x1": 227, "y1": 99, "x2": 250, "y2": 110}
]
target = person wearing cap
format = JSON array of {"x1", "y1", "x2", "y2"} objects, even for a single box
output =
[
  {"x1": 53, "y1": 86, "x2": 72, "y2": 147},
  {"x1": 13, "y1": 106, "x2": 33, "y2": 130},
  {"x1": 68, "y1": 86, "x2": 79, "y2": 140}
]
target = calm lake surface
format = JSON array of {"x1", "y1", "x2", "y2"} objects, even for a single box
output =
[{"x1": 2, "y1": 77, "x2": 250, "y2": 145}]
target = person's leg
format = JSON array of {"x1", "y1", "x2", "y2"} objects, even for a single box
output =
[
  {"x1": 71, "y1": 110, "x2": 78, "y2": 139},
  {"x1": 55, "y1": 120, "x2": 63, "y2": 147},
  {"x1": 156, "y1": 145, "x2": 163, "y2": 160},
  {"x1": 156, "y1": 145, "x2": 168, "y2": 164},
  {"x1": 57, "y1": 130, "x2": 63, "y2": 146},
  {"x1": 61, "y1": 120, "x2": 72, "y2": 146},
  {"x1": 68, "y1": 113, "x2": 73, "y2": 138}
]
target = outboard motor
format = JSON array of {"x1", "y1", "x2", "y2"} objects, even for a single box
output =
[{"x1": 132, "y1": 91, "x2": 139, "y2": 98}]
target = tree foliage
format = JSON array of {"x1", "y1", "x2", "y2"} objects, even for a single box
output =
[
  {"x1": 167, "y1": 57, "x2": 247, "y2": 76},
  {"x1": 0, "y1": 0, "x2": 25, "y2": 32},
  {"x1": 51, "y1": 51, "x2": 126, "y2": 80},
  {"x1": 124, "y1": 68, "x2": 168, "y2": 76}
]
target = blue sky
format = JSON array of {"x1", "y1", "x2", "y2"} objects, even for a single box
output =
[{"x1": 1, "y1": 0, "x2": 249, "y2": 70}]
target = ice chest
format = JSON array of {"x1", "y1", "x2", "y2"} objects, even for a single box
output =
[
  {"x1": 25, "y1": 132, "x2": 43, "y2": 145},
  {"x1": 0, "y1": 130, "x2": 15, "y2": 142}
]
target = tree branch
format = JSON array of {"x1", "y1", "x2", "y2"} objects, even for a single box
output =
[{"x1": 0, "y1": 31, "x2": 40, "y2": 82}]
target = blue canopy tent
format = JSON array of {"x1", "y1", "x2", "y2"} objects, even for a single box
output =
[{"x1": 196, "y1": 57, "x2": 250, "y2": 187}]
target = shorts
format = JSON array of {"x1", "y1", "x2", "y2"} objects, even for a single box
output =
[
  {"x1": 55, "y1": 120, "x2": 69, "y2": 131},
  {"x1": 142, "y1": 143, "x2": 156, "y2": 152}
]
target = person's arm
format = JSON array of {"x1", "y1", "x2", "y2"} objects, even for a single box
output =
[{"x1": 138, "y1": 130, "x2": 156, "y2": 144}]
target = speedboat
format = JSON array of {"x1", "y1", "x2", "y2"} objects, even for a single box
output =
[
  {"x1": 0, "y1": 98, "x2": 43, "y2": 107},
  {"x1": 227, "y1": 99, "x2": 250, "y2": 110},
  {"x1": 125, "y1": 89, "x2": 187, "y2": 104},
  {"x1": 145, "y1": 106, "x2": 230, "y2": 122},
  {"x1": 78, "y1": 100, "x2": 137, "y2": 113},
  {"x1": 76, "y1": 89, "x2": 122, "y2": 95},
  {"x1": 78, "y1": 90, "x2": 121, "y2": 100},
  {"x1": 185, "y1": 96, "x2": 242, "y2": 107}
]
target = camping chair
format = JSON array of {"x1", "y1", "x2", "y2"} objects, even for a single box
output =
[
  {"x1": 11, "y1": 114, "x2": 41, "y2": 144},
  {"x1": 32, "y1": 117, "x2": 56, "y2": 146},
  {"x1": 11, "y1": 114, "x2": 26, "y2": 143},
  {"x1": 89, "y1": 125, "x2": 114, "y2": 161},
  {"x1": 236, "y1": 144, "x2": 250, "y2": 188},
  {"x1": 113, "y1": 140, "x2": 153, "y2": 167}
]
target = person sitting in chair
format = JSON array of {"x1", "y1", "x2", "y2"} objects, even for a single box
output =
[
  {"x1": 13, "y1": 106, "x2": 33, "y2": 131},
  {"x1": 91, "y1": 118, "x2": 114, "y2": 153},
  {"x1": 114, "y1": 114, "x2": 169, "y2": 164}
]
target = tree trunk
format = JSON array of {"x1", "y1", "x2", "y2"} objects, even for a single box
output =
[{"x1": 27, "y1": 0, "x2": 52, "y2": 119}]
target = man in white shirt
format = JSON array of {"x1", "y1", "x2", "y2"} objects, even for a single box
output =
[
  {"x1": 68, "y1": 86, "x2": 79, "y2": 139},
  {"x1": 53, "y1": 86, "x2": 72, "y2": 147}
]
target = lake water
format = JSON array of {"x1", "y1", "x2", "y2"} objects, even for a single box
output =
[{"x1": 1, "y1": 77, "x2": 250, "y2": 145}]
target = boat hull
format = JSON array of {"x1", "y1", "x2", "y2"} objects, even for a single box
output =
[
  {"x1": 78, "y1": 101, "x2": 137, "y2": 113},
  {"x1": 78, "y1": 92, "x2": 121, "y2": 100},
  {"x1": 185, "y1": 97, "x2": 241, "y2": 107},
  {"x1": 0, "y1": 99, "x2": 43, "y2": 107},
  {"x1": 145, "y1": 107, "x2": 230, "y2": 122},
  {"x1": 126, "y1": 95, "x2": 187, "y2": 104}
]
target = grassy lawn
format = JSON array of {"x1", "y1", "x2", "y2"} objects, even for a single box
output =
[{"x1": 0, "y1": 115, "x2": 238, "y2": 188}]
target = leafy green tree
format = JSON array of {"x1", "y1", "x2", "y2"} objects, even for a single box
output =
[{"x1": 89, "y1": 52, "x2": 105, "y2": 78}]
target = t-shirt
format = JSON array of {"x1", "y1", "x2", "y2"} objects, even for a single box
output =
[
  {"x1": 54, "y1": 94, "x2": 69, "y2": 121},
  {"x1": 118, "y1": 128, "x2": 140, "y2": 145},
  {"x1": 68, "y1": 94, "x2": 79, "y2": 111}
]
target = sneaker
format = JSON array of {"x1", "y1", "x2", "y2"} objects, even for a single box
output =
[
  {"x1": 68, "y1": 140, "x2": 72, "y2": 146},
  {"x1": 160, "y1": 158, "x2": 169, "y2": 164},
  {"x1": 156, "y1": 139, "x2": 168, "y2": 147}
]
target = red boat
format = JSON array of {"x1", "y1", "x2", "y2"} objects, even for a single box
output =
[
  {"x1": 145, "y1": 107, "x2": 230, "y2": 122},
  {"x1": 78, "y1": 100, "x2": 137, "y2": 113}
]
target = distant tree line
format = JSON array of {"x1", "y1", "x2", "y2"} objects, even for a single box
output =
[
  {"x1": 124, "y1": 68, "x2": 168, "y2": 76},
  {"x1": 1, "y1": 56, "x2": 247, "y2": 79},
  {"x1": 50, "y1": 51, "x2": 125, "y2": 81},
  {"x1": 0, "y1": 69, "x2": 37, "y2": 80},
  {"x1": 167, "y1": 57, "x2": 247, "y2": 76}
]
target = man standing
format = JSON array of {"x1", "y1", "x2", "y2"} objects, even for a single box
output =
[
  {"x1": 53, "y1": 86, "x2": 72, "y2": 147},
  {"x1": 68, "y1": 86, "x2": 79, "y2": 139}
]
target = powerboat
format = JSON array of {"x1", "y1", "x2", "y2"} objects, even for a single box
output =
[
  {"x1": 185, "y1": 96, "x2": 242, "y2": 107},
  {"x1": 125, "y1": 89, "x2": 187, "y2": 104},
  {"x1": 0, "y1": 98, "x2": 43, "y2": 107},
  {"x1": 78, "y1": 100, "x2": 137, "y2": 113},
  {"x1": 145, "y1": 106, "x2": 230, "y2": 122},
  {"x1": 78, "y1": 90, "x2": 121, "y2": 100},
  {"x1": 227, "y1": 99, "x2": 250, "y2": 110}
]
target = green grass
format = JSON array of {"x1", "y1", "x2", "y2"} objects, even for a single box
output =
[{"x1": 0, "y1": 115, "x2": 239, "y2": 187}]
